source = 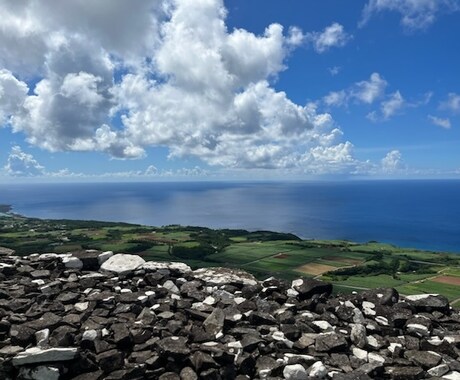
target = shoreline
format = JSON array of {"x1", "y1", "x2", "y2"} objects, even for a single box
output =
[
  {"x1": 1, "y1": 211, "x2": 460, "y2": 306},
  {"x1": 1, "y1": 204, "x2": 458, "y2": 255}
]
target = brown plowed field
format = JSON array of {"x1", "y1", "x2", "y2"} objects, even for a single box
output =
[
  {"x1": 297, "y1": 263, "x2": 337, "y2": 276},
  {"x1": 274, "y1": 253, "x2": 289, "y2": 259},
  {"x1": 432, "y1": 276, "x2": 460, "y2": 286}
]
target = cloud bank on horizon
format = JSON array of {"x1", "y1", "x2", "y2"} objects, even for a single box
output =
[{"x1": 0, "y1": 0, "x2": 459, "y2": 179}]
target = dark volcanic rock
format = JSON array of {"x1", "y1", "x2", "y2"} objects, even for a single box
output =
[
  {"x1": 97, "y1": 349, "x2": 125, "y2": 373},
  {"x1": 386, "y1": 366, "x2": 425, "y2": 380},
  {"x1": 0, "y1": 252, "x2": 458, "y2": 379},
  {"x1": 404, "y1": 350, "x2": 442, "y2": 369},
  {"x1": 404, "y1": 294, "x2": 450, "y2": 313},
  {"x1": 292, "y1": 278, "x2": 333, "y2": 300},
  {"x1": 155, "y1": 336, "x2": 190, "y2": 356},
  {"x1": 361, "y1": 287, "x2": 399, "y2": 306},
  {"x1": 203, "y1": 308, "x2": 225, "y2": 336},
  {"x1": 315, "y1": 333, "x2": 348, "y2": 352}
]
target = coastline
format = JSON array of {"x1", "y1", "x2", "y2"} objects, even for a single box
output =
[{"x1": 1, "y1": 211, "x2": 460, "y2": 306}]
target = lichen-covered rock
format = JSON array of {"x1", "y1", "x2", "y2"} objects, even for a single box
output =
[
  {"x1": 193, "y1": 267, "x2": 258, "y2": 285},
  {"x1": 99, "y1": 253, "x2": 145, "y2": 274},
  {"x1": 142, "y1": 261, "x2": 191, "y2": 273}
]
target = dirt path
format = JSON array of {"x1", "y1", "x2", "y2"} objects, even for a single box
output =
[
  {"x1": 242, "y1": 250, "x2": 292, "y2": 266},
  {"x1": 411, "y1": 268, "x2": 448, "y2": 284}
]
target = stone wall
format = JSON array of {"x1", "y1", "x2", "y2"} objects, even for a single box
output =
[{"x1": 0, "y1": 251, "x2": 459, "y2": 379}]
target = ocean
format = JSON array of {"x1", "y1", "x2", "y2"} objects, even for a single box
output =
[{"x1": 1, "y1": 180, "x2": 459, "y2": 253}]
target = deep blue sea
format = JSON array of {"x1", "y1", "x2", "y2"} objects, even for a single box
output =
[{"x1": 1, "y1": 180, "x2": 460, "y2": 253}]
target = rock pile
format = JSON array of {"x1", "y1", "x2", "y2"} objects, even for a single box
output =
[{"x1": 0, "y1": 251, "x2": 459, "y2": 379}]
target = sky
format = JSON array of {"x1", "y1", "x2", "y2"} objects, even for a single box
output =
[{"x1": 0, "y1": 0, "x2": 459, "y2": 182}]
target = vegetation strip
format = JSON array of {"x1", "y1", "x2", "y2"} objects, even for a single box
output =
[{"x1": 1, "y1": 208, "x2": 459, "y2": 300}]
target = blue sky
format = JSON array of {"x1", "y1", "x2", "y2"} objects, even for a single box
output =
[{"x1": 0, "y1": 0, "x2": 459, "y2": 181}]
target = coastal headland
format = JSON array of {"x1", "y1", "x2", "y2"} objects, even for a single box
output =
[{"x1": 1, "y1": 206, "x2": 460, "y2": 308}]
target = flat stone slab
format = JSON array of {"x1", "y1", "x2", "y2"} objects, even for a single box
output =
[
  {"x1": 142, "y1": 261, "x2": 191, "y2": 273},
  {"x1": 99, "y1": 253, "x2": 145, "y2": 274},
  {"x1": 12, "y1": 347, "x2": 79, "y2": 366},
  {"x1": 404, "y1": 294, "x2": 450, "y2": 312},
  {"x1": 193, "y1": 267, "x2": 258, "y2": 285}
]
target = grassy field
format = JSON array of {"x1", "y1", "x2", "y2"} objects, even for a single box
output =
[
  {"x1": 396, "y1": 281, "x2": 460, "y2": 301},
  {"x1": 1, "y1": 212, "x2": 460, "y2": 302},
  {"x1": 327, "y1": 274, "x2": 406, "y2": 289}
]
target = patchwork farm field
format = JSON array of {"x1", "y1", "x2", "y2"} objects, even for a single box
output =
[{"x1": 1, "y1": 209, "x2": 460, "y2": 302}]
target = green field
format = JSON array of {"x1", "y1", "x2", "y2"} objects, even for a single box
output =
[
  {"x1": 396, "y1": 281, "x2": 460, "y2": 301},
  {"x1": 1, "y1": 211, "x2": 460, "y2": 302},
  {"x1": 326, "y1": 274, "x2": 406, "y2": 289}
]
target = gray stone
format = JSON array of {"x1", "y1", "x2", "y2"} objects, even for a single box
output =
[
  {"x1": 97, "y1": 349, "x2": 125, "y2": 373},
  {"x1": 203, "y1": 308, "x2": 225, "y2": 336},
  {"x1": 404, "y1": 349, "x2": 441, "y2": 369},
  {"x1": 361, "y1": 288, "x2": 399, "y2": 306},
  {"x1": 351, "y1": 324, "x2": 367, "y2": 348},
  {"x1": 404, "y1": 294, "x2": 450, "y2": 312},
  {"x1": 283, "y1": 364, "x2": 307, "y2": 380},
  {"x1": 100, "y1": 253, "x2": 145, "y2": 274},
  {"x1": 12, "y1": 347, "x2": 78, "y2": 366},
  {"x1": 307, "y1": 361, "x2": 328, "y2": 378},
  {"x1": 62, "y1": 256, "x2": 83, "y2": 269},
  {"x1": 406, "y1": 323, "x2": 430, "y2": 337},
  {"x1": 193, "y1": 267, "x2": 258, "y2": 285},
  {"x1": 156, "y1": 336, "x2": 190, "y2": 356},
  {"x1": 142, "y1": 261, "x2": 191, "y2": 273},
  {"x1": 180, "y1": 367, "x2": 198, "y2": 380},
  {"x1": 0, "y1": 246, "x2": 15, "y2": 256},
  {"x1": 0, "y1": 345, "x2": 23, "y2": 356},
  {"x1": 18, "y1": 365, "x2": 60, "y2": 380},
  {"x1": 292, "y1": 278, "x2": 332, "y2": 299},
  {"x1": 315, "y1": 333, "x2": 348, "y2": 352},
  {"x1": 98, "y1": 251, "x2": 113, "y2": 265},
  {"x1": 35, "y1": 328, "x2": 50, "y2": 347},
  {"x1": 443, "y1": 372, "x2": 460, "y2": 380},
  {"x1": 162, "y1": 280, "x2": 180, "y2": 294},
  {"x1": 386, "y1": 366, "x2": 424, "y2": 380},
  {"x1": 427, "y1": 363, "x2": 450, "y2": 377},
  {"x1": 82, "y1": 329, "x2": 98, "y2": 341},
  {"x1": 75, "y1": 302, "x2": 89, "y2": 312},
  {"x1": 353, "y1": 347, "x2": 368, "y2": 361}
]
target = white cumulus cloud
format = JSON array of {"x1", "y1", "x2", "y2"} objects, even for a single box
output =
[
  {"x1": 4, "y1": 146, "x2": 45, "y2": 176},
  {"x1": 323, "y1": 73, "x2": 388, "y2": 108},
  {"x1": 352, "y1": 73, "x2": 388, "y2": 104},
  {"x1": 0, "y1": 0, "x2": 362, "y2": 174},
  {"x1": 360, "y1": 0, "x2": 460, "y2": 31},
  {"x1": 307, "y1": 23, "x2": 352, "y2": 53},
  {"x1": 368, "y1": 91, "x2": 405, "y2": 121},
  {"x1": 381, "y1": 150, "x2": 403, "y2": 173},
  {"x1": 0, "y1": 69, "x2": 28, "y2": 125}
]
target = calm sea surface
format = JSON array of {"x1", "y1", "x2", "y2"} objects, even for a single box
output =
[{"x1": 1, "y1": 180, "x2": 459, "y2": 253}]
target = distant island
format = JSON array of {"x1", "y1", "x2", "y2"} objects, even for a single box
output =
[{"x1": 1, "y1": 210, "x2": 459, "y2": 308}]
